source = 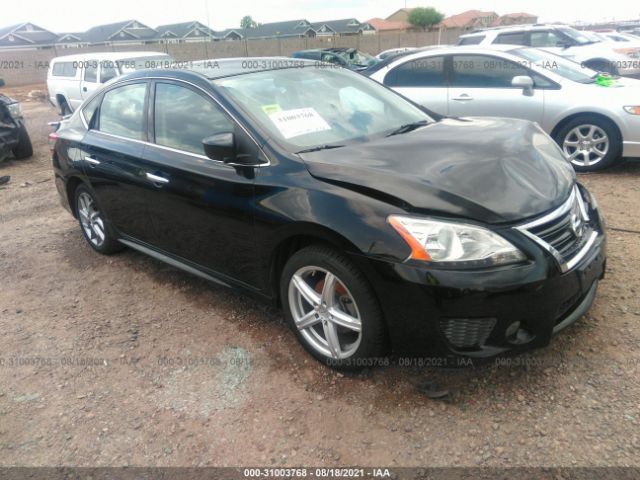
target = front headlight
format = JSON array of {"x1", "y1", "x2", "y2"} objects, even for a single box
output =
[
  {"x1": 623, "y1": 106, "x2": 640, "y2": 115},
  {"x1": 6, "y1": 102, "x2": 22, "y2": 120},
  {"x1": 388, "y1": 215, "x2": 526, "y2": 267}
]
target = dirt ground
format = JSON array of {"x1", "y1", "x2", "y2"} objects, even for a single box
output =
[{"x1": 1, "y1": 84, "x2": 639, "y2": 468}]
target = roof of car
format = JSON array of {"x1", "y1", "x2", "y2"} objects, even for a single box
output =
[
  {"x1": 188, "y1": 57, "x2": 319, "y2": 79},
  {"x1": 51, "y1": 51, "x2": 170, "y2": 62},
  {"x1": 460, "y1": 23, "x2": 572, "y2": 37}
]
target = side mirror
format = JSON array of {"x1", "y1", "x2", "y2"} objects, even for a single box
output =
[
  {"x1": 511, "y1": 75, "x2": 534, "y2": 96},
  {"x1": 202, "y1": 132, "x2": 236, "y2": 162},
  {"x1": 0, "y1": 79, "x2": 5, "y2": 87}
]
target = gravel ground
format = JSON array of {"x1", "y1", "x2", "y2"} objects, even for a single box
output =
[{"x1": 0, "y1": 85, "x2": 639, "y2": 468}]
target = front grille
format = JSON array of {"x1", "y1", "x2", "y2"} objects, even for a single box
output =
[
  {"x1": 516, "y1": 187, "x2": 598, "y2": 272},
  {"x1": 439, "y1": 317, "x2": 496, "y2": 349}
]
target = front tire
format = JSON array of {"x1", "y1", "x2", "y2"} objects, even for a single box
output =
[
  {"x1": 74, "y1": 185, "x2": 123, "y2": 254},
  {"x1": 12, "y1": 125, "x2": 33, "y2": 159},
  {"x1": 554, "y1": 116, "x2": 621, "y2": 172},
  {"x1": 280, "y1": 245, "x2": 387, "y2": 370}
]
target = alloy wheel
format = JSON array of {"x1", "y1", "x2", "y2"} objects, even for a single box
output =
[
  {"x1": 562, "y1": 124, "x2": 609, "y2": 167},
  {"x1": 77, "y1": 191, "x2": 106, "y2": 247},
  {"x1": 288, "y1": 266, "x2": 362, "y2": 359}
]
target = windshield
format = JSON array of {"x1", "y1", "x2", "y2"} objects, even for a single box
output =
[
  {"x1": 512, "y1": 47, "x2": 598, "y2": 83},
  {"x1": 118, "y1": 55, "x2": 174, "y2": 74},
  {"x1": 337, "y1": 49, "x2": 378, "y2": 67},
  {"x1": 559, "y1": 27, "x2": 600, "y2": 45},
  {"x1": 214, "y1": 66, "x2": 431, "y2": 151}
]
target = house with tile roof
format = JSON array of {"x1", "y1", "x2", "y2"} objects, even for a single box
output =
[
  {"x1": 386, "y1": 8, "x2": 416, "y2": 23},
  {"x1": 440, "y1": 10, "x2": 498, "y2": 30},
  {"x1": 493, "y1": 13, "x2": 538, "y2": 26},
  {"x1": 366, "y1": 18, "x2": 412, "y2": 32}
]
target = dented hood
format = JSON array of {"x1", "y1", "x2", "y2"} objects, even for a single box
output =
[{"x1": 299, "y1": 117, "x2": 575, "y2": 224}]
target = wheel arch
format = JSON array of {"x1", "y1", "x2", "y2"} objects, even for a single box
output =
[
  {"x1": 550, "y1": 111, "x2": 623, "y2": 144},
  {"x1": 268, "y1": 223, "x2": 367, "y2": 304},
  {"x1": 65, "y1": 176, "x2": 85, "y2": 218}
]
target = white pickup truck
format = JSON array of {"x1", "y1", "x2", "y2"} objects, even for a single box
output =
[{"x1": 47, "y1": 51, "x2": 173, "y2": 115}]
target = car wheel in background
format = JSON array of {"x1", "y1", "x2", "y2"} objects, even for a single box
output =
[
  {"x1": 555, "y1": 116, "x2": 622, "y2": 172},
  {"x1": 280, "y1": 245, "x2": 387, "y2": 370},
  {"x1": 12, "y1": 125, "x2": 33, "y2": 159},
  {"x1": 74, "y1": 185, "x2": 123, "y2": 254}
]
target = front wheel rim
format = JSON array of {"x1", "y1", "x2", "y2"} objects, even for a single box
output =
[
  {"x1": 77, "y1": 192, "x2": 106, "y2": 247},
  {"x1": 288, "y1": 266, "x2": 362, "y2": 359},
  {"x1": 562, "y1": 124, "x2": 609, "y2": 167}
]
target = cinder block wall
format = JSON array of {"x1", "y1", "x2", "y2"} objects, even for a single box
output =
[{"x1": 0, "y1": 29, "x2": 462, "y2": 87}]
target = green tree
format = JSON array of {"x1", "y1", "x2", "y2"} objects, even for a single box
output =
[
  {"x1": 240, "y1": 15, "x2": 258, "y2": 29},
  {"x1": 407, "y1": 7, "x2": 445, "y2": 31}
]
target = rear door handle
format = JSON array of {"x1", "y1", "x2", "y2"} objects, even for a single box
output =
[
  {"x1": 146, "y1": 172, "x2": 169, "y2": 184},
  {"x1": 452, "y1": 94, "x2": 474, "y2": 101},
  {"x1": 84, "y1": 156, "x2": 100, "y2": 165}
]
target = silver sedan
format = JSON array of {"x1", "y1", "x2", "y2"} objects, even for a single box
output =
[{"x1": 368, "y1": 45, "x2": 640, "y2": 171}]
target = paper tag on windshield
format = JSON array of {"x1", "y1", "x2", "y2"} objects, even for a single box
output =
[{"x1": 268, "y1": 108, "x2": 331, "y2": 139}]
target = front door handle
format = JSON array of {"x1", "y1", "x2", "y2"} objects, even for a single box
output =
[
  {"x1": 84, "y1": 156, "x2": 100, "y2": 165},
  {"x1": 452, "y1": 94, "x2": 474, "y2": 101},
  {"x1": 146, "y1": 172, "x2": 169, "y2": 184},
  {"x1": 82, "y1": 86, "x2": 88, "y2": 92}
]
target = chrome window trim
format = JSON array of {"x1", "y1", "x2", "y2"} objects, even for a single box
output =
[
  {"x1": 84, "y1": 75, "x2": 271, "y2": 167},
  {"x1": 514, "y1": 186, "x2": 598, "y2": 273}
]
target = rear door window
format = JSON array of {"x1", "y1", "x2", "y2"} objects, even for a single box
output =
[
  {"x1": 451, "y1": 55, "x2": 530, "y2": 88},
  {"x1": 52, "y1": 62, "x2": 77, "y2": 77},
  {"x1": 458, "y1": 35, "x2": 485, "y2": 45},
  {"x1": 98, "y1": 83, "x2": 147, "y2": 140},
  {"x1": 530, "y1": 31, "x2": 565, "y2": 47},
  {"x1": 494, "y1": 32, "x2": 527, "y2": 45},
  {"x1": 83, "y1": 61, "x2": 98, "y2": 82},
  {"x1": 100, "y1": 63, "x2": 118, "y2": 83},
  {"x1": 385, "y1": 56, "x2": 446, "y2": 87}
]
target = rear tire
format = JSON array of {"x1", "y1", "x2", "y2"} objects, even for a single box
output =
[
  {"x1": 12, "y1": 125, "x2": 33, "y2": 159},
  {"x1": 280, "y1": 244, "x2": 388, "y2": 370},
  {"x1": 554, "y1": 116, "x2": 621, "y2": 172},
  {"x1": 74, "y1": 184, "x2": 123, "y2": 255}
]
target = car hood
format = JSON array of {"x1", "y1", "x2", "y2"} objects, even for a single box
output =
[{"x1": 299, "y1": 117, "x2": 575, "y2": 224}]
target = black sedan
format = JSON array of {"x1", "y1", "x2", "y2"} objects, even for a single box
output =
[{"x1": 50, "y1": 58, "x2": 606, "y2": 369}]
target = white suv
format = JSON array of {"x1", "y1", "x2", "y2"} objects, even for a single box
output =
[
  {"x1": 458, "y1": 25, "x2": 640, "y2": 77},
  {"x1": 47, "y1": 51, "x2": 173, "y2": 115}
]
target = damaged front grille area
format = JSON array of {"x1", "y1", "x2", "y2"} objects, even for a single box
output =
[{"x1": 516, "y1": 186, "x2": 599, "y2": 273}]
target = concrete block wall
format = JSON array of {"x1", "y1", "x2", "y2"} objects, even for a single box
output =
[{"x1": 0, "y1": 29, "x2": 462, "y2": 87}]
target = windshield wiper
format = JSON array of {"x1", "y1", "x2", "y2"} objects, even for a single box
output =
[
  {"x1": 386, "y1": 120, "x2": 429, "y2": 137},
  {"x1": 295, "y1": 144, "x2": 345, "y2": 154}
]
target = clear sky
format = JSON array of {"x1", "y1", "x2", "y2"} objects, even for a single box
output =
[{"x1": 4, "y1": 0, "x2": 640, "y2": 33}]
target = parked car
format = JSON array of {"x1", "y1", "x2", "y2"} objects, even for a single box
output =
[
  {"x1": 291, "y1": 48, "x2": 378, "y2": 71},
  {"x1": 376, "y1": 47, "x2": 416, "y2": 61},
  {"x1": 458, "y1": 24, "x2": 640, "y2": 77},
  {"x1": 47, "y1": 51, "x2": 174, "y2": 115},
  {"x1": 588, "y1": 31, "x2": 640, "y2": 58},
  {"x1": 0, "y1": 79, "x2": 33, "y2": 161},
  {"x1": 367, "y1": 45, "x2": 640, "y2": 171},
  {"x1": 50, "y1": 58, "x2": 606, "y2": 369}
]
